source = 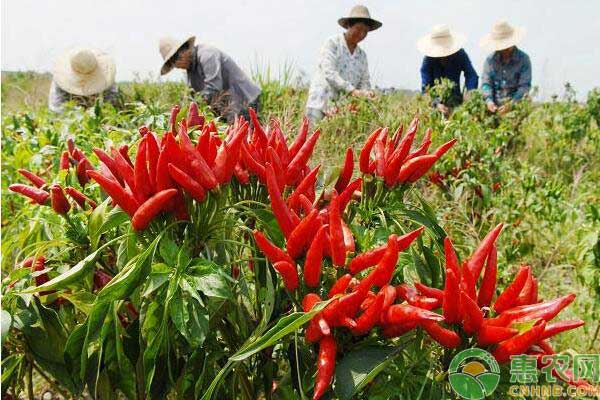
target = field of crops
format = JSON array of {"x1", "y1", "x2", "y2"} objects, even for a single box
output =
[{"x1": 1, "y1": 71, "x2": 599, "y2": 399}]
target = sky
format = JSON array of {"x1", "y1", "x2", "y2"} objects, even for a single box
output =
[{"x1": 2, "y1": 0, "x2": 599, "y2": 100}]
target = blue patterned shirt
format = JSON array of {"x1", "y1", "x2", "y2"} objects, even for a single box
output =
[{"x1": 481, "y1": 47, "x2": 531, "y2": 105}]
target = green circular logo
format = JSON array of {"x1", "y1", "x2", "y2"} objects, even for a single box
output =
[{"x1": 448, "y1": 348, "x2": 500, "y2": 400}]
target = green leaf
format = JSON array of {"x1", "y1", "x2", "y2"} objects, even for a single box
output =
[
  {"x1": 188, "y1": 262, "x2": 233, "y2": 300},
  {"x1": 21, "y1": 236, "x2": 124, "y2": 293},
  {"x1": 95, "y1": 234, "x2": 160, "y2": 303},
  {"x1": 88, "y1": 199, "x2": 129, "y2": 249},
  {"x1": 170, "y1": 294, "x2": 209, "y2": 348},
  {"x1": 1, "y1": 354, "x2": 24, "y2": 389},
  {"x1": 159, "y1": 236, "x2": 179, "y2": 267},
  {"x1": 1, "y1": 309, "x2": 12, "y2": 345},
  {"x1": 60, "y1": 291, "x2": 97, "y2": 315},
  {"x1": 334, "y1": 346, "x2": 399, "y2": 400}
]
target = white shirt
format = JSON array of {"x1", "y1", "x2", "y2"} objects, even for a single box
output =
[{"x1": 306, "y1": 34, "x2": 371, "y2": 112}]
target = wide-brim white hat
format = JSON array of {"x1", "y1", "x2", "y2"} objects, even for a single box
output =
[
  {"x1": 159, "y1": 36, "x2": 196, "y2": 75},
  {"x1": 53, "y1": 47, "x2": 116, "y2": 96},
  {"x1": 338, "y1": 5, "x2": 382, "y2": 31},
  {"x1": 417, "y1": 24, "x2": 466, "y2": 58},
  {"x1": 480, "y1": 20, "x2": 525, "y2": 51}
]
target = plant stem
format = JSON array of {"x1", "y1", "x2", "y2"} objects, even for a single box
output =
[
  {"x1": 27, "y1": 361, "x2": 34, "y2": 400},
  {"x1": 589, "y1": 322, "x2": 600, "y2": 351}
]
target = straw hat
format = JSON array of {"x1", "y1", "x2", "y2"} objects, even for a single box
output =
[
  {"x1": 53, "y1": 47, "x2": 116, "y2": 96},
  {"x1": 159, "y1": 36, "x2": 196, "y2": 75},
  {"x1": 480, "y1": 21, "x2": 525, "y2": 52},
  {"x1": 338, "y1": 5, "x2": 382, "y2": 31},
  {"x1": 417, "y1": 25, "x2": 466, "y2": 58}
]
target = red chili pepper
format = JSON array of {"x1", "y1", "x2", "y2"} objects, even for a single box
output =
[
  {"x1": 88, "y1": 171, "x2": 140, "y2": 217},
  {"x1": 443, "y1": 237, "x2": 461, "y2": 280},
  {"x1": 477, "y1": 245, "x2": 497, "y2": 307},
  {"x1": 415, "y1": 282, "x2": 444, "y2": 301},
  {"x1": 9, "y1": 184, "x2": 49, "y2": 205},
  {"x1": 134, "y1": 138, "x2": 153, "y2": 201},
  {"x1": 408, "y1": 295, "x2": 442, "y2": 310},
  {"x1": 72, "y1": 148, "x2": 85, "y2": 163},
  {"x1": 296, "y1": 194, "x2": 314, "y2": 217},
  {"x1": 286, "y1": 209, "x2": 321, "y2": 258},
  {"x1": 476, "y1": 324, "x2": 519, "y2": 346},
  {"x1": 373, "y1": 139, "x2": 386, "y2": 177},
  {"x1": 287, "y1": 165, "x2": 320, "y2": 210},
  {"x1": 168, "y1": 164, "x2": 206, "y2": 202},
  {"x1": 405, "y1": 128, "x2": 433, "y2": 161},
  {"x1": 515, "y1": 271, "x2": 535, "y2": 306},
  {"x1": 213, "y1": 122, "x2": 248, "y2": 184},
  {"x1": 492, "y1": 320, "x2": 546, "y2": 364},
  {"x1": 505, "y1": 293, "x2": 577, "y2": 325},
  {"x1": 131, "y1": 189, "x2": 178, "y2": 230},
  {"x1": 67, "y1": 138, "x2": 76, "y2": 156},
  {"x1": 386, "y1": 304, "x2": 444, "y2": 325},
  {"x1": 304, "y1": 226, "x2": 328, "y2": 287},
  {"x1": 466, "y1": 223, "x2": 504, "y2": 279},
  {"x1": 50, "y1": 184, "x2": 70, "y2": 215},
  {"x1": 359, "y1": 127, "x2": 382, "y2": 174},
  {"x1": 433, "y1": 139, "x2": 458, "y2": 159},
  {"x1": 539, "y1": 319, "x2": 585, "y2": 341},
  {"x1": 348, "y1": 227, "x2": 423, "y2": 274},
  {"x1": 328, "y1": 191, "x2": 346, "y2": 267},
  {"x1": 76, "y1": 158, "x2": 94, "y2": 187},
  {"x1": 265, "y1": 162, "x2": 295, "y2": 238},
  {"x1": 337, "y1": 177, "x2": 362, "y2": 213},
  {"x1": 169, "y1": 104, "x2": 181, "y2": 134},
  {"x1": 267, "y1": 146, "x2": 286, "y2": 191},
  {"x1": 396, "y1": 155, "x2": 438, "y2": 184},
  {"x1": 93, "y1": 148, "x2": 124, "y2": 186},
  {"x1": 328, "y1": 274, "x2": 353, "y2": 298},
  {"x1": 119, "y1": 145, "x2": 134, "y2": 167},
  {"x1": 289, "y1": 116, "x2": 309, "y2": 159},
  {"x1": 17, "y1": 169, "x2": 46, "y2": 188},
  {"x1": 187, "y1": 102, "x2": 204, "y2": 128},
  {"x1": 460, "y1": 290, "x2": 483, "y2": 335},
  {"x1": 253, "y1": 230, "x2": 295, "y2": 266},
  {"x1": 21, "y1": 256, "x2": 49, "y2": 287},
  {"x1": 313, "y1": 336, "x2": 336, "y2": 400},
  {"x1": 460, "y1": 263, "x2": 477, "y2": 301},
  {"x1": 65, "y1": 187, "x2": 97, "y2": 209},
  {"x1": 396, "y1": 283, "x2": 419, "y2": 303},
  {"x1": 233, "y1": 163, "x2": 250, "y2": 184},
  {"x1": 341, "y1": 220, "x2": 355, "y2": 253},
  {"x1": 111, "y1": 147, "x2": 137, "y2": 192},
  {"x1": 493, "y1": 265, "x2": 531, "y2": 313},
  {"x1": 60, "y1": 151, "x2": 71, "y2": 170},
  {"x1": 352, "y1": 291, "x2": 384, "y2": 335},
  {"x1": 334, "y1": 148, "x2": 354, "y2": 193},
  {"x1": 241, "y1": 141, "x2": 266, "y2": 182},
  {"x1": 303, "y1": 293, "x2": 330, "y2": 342},
  {"x1": 286, "y1": 129, "x2": 320, "y2": 185},
  {"x1": 442, "y1": 269, "x2": 460, "y2": 324},
  {"x1": 273, "y1": 261, "x2": 298, "y2": 291},
  {"x1": 145, "y1": 132, "x2": 160, "y2": 191},
  {"x1": 422, "y1": 321, "x2": 462, "y2": 348},
  {"x1": 322, "y1": 290, "x2": 363, "y2": 328},
  {"x1": 380, "y1": 285, "x2": 397, "y2": 311},
  {"x1": 248, "y1": 108, "x2": 268, "y2": 147}
]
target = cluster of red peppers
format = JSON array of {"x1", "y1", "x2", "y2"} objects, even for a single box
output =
[{"x1": 359, "y1": 116, "x2": 456, "y2": 187}]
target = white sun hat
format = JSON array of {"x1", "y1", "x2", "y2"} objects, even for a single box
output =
[
  {"x1": 159, "y1": 36, "x2": 196, "y2": 75},
  {"x1": 480, "y1": 20, "x2": 526, "y2": 52},
  {"x1": 416, "y1": 24, "x2": 467, "y2": 58},
  {"x1": 338, "y1": 5, "x2": 382, "y2": 31},
  {"x1": 53, "y1": 47, "x2": 116, "y2": 96}
]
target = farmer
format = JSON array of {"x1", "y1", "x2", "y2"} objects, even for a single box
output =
[
  {"x1": 48, "y1": 47, "x2": 117, "y2": 113},
  {"x1": 480, "y1": 21, "x2": 532, "y2": 114},
  {"x1": 417, "y1": 25, "x2": 478, "y2": 118},
  {"x1": 305, "y1": 5, "x2": 382, "y2": 124},
  {"x1": 159, "y1": 36, "x2": 261, "y2": 123}
]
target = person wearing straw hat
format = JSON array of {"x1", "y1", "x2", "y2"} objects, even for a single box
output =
[
  {"x1": 480, "y1": 21, "x2": 531, "y2": 114},
  {"x1": 48, "y1": 47, "x2": 117, "y2": 113},
  {"x1": 305, "y1": 5, "x2": 382, "y2": 124},
  {"x1": 159, "y1": 36, "x2": 261, "y2": 124},
  {"x1": 417, "y1": 25, "x2": 478, "y2": 117}
]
